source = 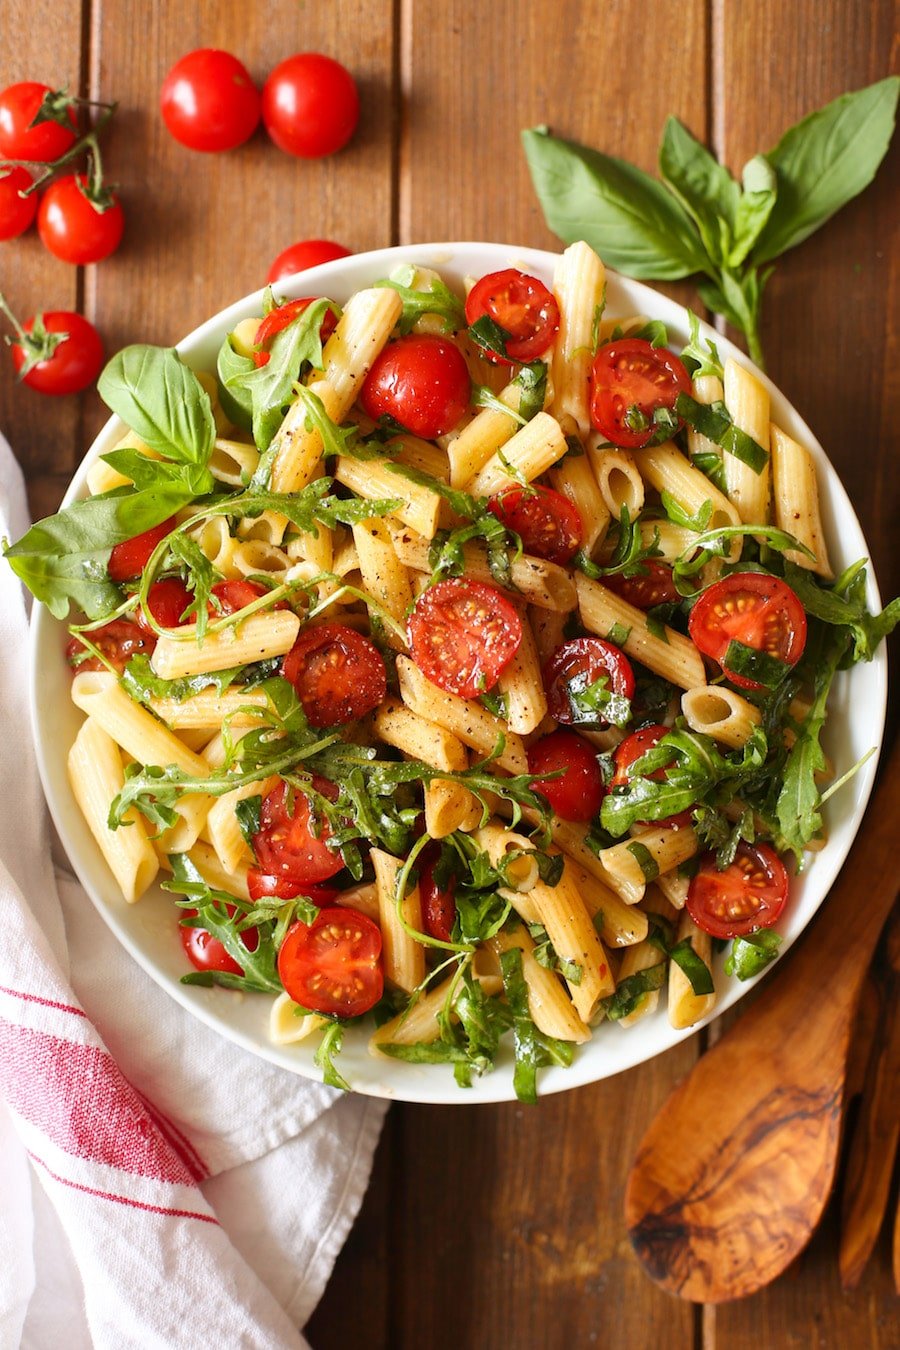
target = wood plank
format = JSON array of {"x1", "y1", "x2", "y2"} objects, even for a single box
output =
[
  {"x1": 83, "y1": 0, "x2": 395, "y2": 449},
  {"x1": 0, "y1": 0, "x2": 88, "y2": 502},
  {"x1": 390, "y1": 2, "x2": 710, "y2": 1346},
  {"x1": 712, "y1": 1, "x2": 900, "y2": 1342}
]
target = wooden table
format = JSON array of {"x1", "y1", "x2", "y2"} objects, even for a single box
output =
[{"x1": 2, "y1": 2, "x2": 897, "y2": 1345}]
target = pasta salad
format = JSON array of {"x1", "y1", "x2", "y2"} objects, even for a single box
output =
[{"x1": 7, "y1": 242, "x2": 897, "y2": 1101}]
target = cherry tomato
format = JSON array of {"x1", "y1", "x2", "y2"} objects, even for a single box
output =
[
  {"x1": 253, "y1": 780, "x2": 344, "y2": 886},
  {"x1": 464, "y1": 268, "x2": 560, "y2": 364},
  {"x1": 66, "y1": 619, "x2": 154, "y2": 673},
  {"x1": 160, "y1": 49, "x2": 260, "y2": 152},
  {"x1": 589, "y1": 339, "x2": 691, "y2": 448},
  {"x1": 282, "y1": 622, "x2": 387, "y2": 727},
  {"x1": 418, "y1": 846, "x2": 457, "y2": 944},
  {"x1": 37, "y1": 174, "x2": 124, "y2": 265},
  {"x1": 137, "y1": 577, "x2": 193, "y2": 631},
  {"x1": 261, "y1": 54, "x2": 359, "y2": 159},
  {"x1": 0, "y1": 82, "x2": 77, "y2": 161},
  {"x1": 612, "y1": 724, "x2": 692, "y2": 829},
  {"x1": 487, "y1": 485, "x2": 583, "y2": 565},
  {"x1": 605, "y1": 560, "x2": 679, "y2": 610},
  {"x1": 278, "y1": 908, "x2": 383, "y2": 1018},
  {"x1": 247, "y1": 870, "x2": 339, "y2": 904},
  {"x1": 10, "y1": 311, "x2": 104, "y2": 396},
  {"x1": 408, "y1": 578, "x2": 522, "y2": 699},
  {"x1": 687, "y1": 842, "x2": 789, "y2": 940},
  {"x1": 107, "y1": 517, "x2": 176, "y2": 583},
  {"x1": 252, "y1": 297, "x2": 337, "y2": 367},
  {"x1": 543, "y1": 637, "x2": 635, "y2": 727},
  {"x1": 688, "y1": 573, "x2": 807, "y2": 691},
  {"x1": 209, "y1": 578, "x2": 284, "y2": 616},
  {"x1": 0, "y1": 167, "x2": 38, "y2": 240},
  {"x1": 180, "y1": 905, "x2": 259, "y2": 976},
  {"x1": 528, "y1": 730, "x2": 606, "y2": 823},
  {"x1": 267, "y1": 239, "x2": 351, "y2": 284},
  {"x1": 359, "y1": 334, "x2": 470, "y2": 439}
]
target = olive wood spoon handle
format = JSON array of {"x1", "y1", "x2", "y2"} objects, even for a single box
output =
[{"x1": 624, "y1": 738, "x2": 900, "y2": 1303}]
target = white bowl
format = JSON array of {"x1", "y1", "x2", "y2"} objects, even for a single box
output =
[{"x1": 29, "y1": 242, "x2": 887, "y2": 1103}]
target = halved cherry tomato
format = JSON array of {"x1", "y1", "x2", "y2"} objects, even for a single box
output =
[
  {"x1": 267, "y1": 239, "x2": 351, "y2": 283},
  {"x1": 464, "y1": 268, "x2": 560, "y2": 364},
  {"x1": 543, "y1": 637, "x2": 635, "y2": 727},
  {"x1": 278, "y1": 907, "x2": 383, "y2": 1017},
  {"x1": 0, "y1": 167, "x2": 38, "y2": 240},
  {"x1": 251, "y1": 297, "x2": 337, "y2": 367},
  {"x1": 108, "y1": 517, "x2": 177, "y2": 582},
  {"x1": 528, "y1": 730, "x2": 606, "y2": 822},
  {"x1": 247, "y1": 870, "x2": 339, "y2": 905},
  {"x1": 66, "y1": 619, "x2": 155, "y2": 673},
  {"x1": 487, "y1": 485, "x2": 583, "y2": 565},
  {"x1": 688, "y1": 572, "x2": 807, "y2": 691},
  {"x1": 408, "y1": 578, "x2": 522, "y2": 699},
  {"x1": 37, "y1": 174, "x2": 124, "y2": 265},
  {"x1": 180, "y1": 904, "x2": 259, "y2": 976},
  {"x1": 160, "y1": 49, "x2": 260, "y2": 153},
  {"x1": 359, "y1": 334, "x2": 470, "y2": 438},
  {"x1": 282, "y1": 622, "x2": 386, "y2": 727},
  {"x1": 687, "y1": 842, "x2": 789, "y2": 939},
  {"x1": 252, "y1": 779, "x2": 344, "y2": 885},
  {"x1": 589, "y1": 339, "x2": 691, "y2": 448},
  {"x1": 612, "y1": 724, "x2": 692, "y2": 829},
  {"x1": 418, "y1": 846, "x2": 457, "y2": 943},
  {"x1": 137, "y1": 577, "x2": 193, "y2": 631},
  {"x1": 0, "y1": 82, "x2": 77, "y2": 161},
  {"x1": 605, "y1": 560, "x2": 679, "y2": 610}
]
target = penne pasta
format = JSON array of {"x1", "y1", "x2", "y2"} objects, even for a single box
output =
[
  {"x1": 68, "y1": 719, "x2": 158, "y2": 903},
  {"x1": 575, "y1": 573, "x2": 706, "y2": 690}
]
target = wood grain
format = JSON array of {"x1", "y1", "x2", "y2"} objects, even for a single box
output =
[{"x1": 0, "y1": 0, "x2": 897, "y2": 1345}]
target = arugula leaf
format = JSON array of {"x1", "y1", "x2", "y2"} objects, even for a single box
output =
[
  {"x1": 561, "y1": 669, "x2": 632, "y2": 730},
  {"x1": 291, "y1": 383, "x2": 359, "y2": 460},
  {"x1": 224, "y1": 297, "x2": 338, "y2": 450},
  {"x1": 4, "y1": 490, "x2": 176, "y2": 620},
  {"x1": 574, "y1": 503, "x2": 663, "y2": 581},
  {"x1": 783, "y1": 560, "x2": 900, "y2": 664},
  {"x1": 98, "y1": 345, "x2": 216, "y2": 465},
  {"x1": 516, "y1": 362, "x2": 548, "y2": 421},
  {"x1": 100, "y1": 448, "x2": 216, "y2": 499},
  {"x1": 527, "y1": 922, "x2": 583, "y2": 984},
  {"x1": 601, "y1": 963, "x2": 666, "y2": 1020},
  {"x1": 660, "y1": 491, "x2": 713, "y2": 533},
  {"x1": 522, "y1": 126, "x2": 710, "y2": 280},
  {"x1": 659, "y1": 116, "x2": 740, "y2": 267},
  {"x1": 121, "y1": 653, "x2": 243, "y2": 704},
  {"x1": 500, "y1": 946, "x2": 575, "y2": 1103},
  {"x1": 680, "y1": 310, "x2": 724, "y2": 380},
  {"x1": 725, "y1": 930, "x2": 783, "y2": 980},
  {"x1": 167, "y1": 853, "x2": 282, "y2": 993},
  {"x1": 314, "y1": 1021, "x2": 350, "y2": 1091},
  {"x1": 752, "y1": 77, "x2": 900, "y2": 264},
  {"x1": 375, "y1": 264, "x2": 465, "y2": 335},
  {"x1": 691, "y1": 450, "x2": 728, "y2": 494},
  {"x1": 472, "y1": 384, "x2": 527, "y2": 426}
]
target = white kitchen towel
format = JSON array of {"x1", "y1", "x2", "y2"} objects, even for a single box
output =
[{"x1": 0, "y1": 431, "x2": 387, "y2": 1350}]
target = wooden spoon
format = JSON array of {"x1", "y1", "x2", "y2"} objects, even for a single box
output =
[{"x1": 624, "y1": 738, "x2": 900, "y2": 1302}]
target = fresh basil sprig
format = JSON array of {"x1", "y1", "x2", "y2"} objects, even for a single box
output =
[
  {"x1": 98, "y1": 345, "x2": 217, "y2": 465},
  {"x1": 523, "y1": 78, "x2": 898, "y2": 366}
]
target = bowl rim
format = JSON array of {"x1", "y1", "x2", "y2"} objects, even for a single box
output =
[{"x1": 28, "y1": 239, "x2": 888, "y2": 1103}]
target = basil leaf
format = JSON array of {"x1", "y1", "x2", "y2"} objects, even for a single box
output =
[
  {"x1": 680, "y1": 310, "x2": 724, "y2": 381},
  {"x1": 98, "y1": 345, "x2": 216, "y2": 466},
  {"x1": 723, "y1": 639, "x2": 791, "y2": 689},
  {"x1": 516, "y1": 362, "x2": 548, "y2": 422},
  {"x1": 500, "y1": 946, "x2": 574, "y2": 1104},
  {"x1": 729, "y1": 155, "x2": 778, "y2": 267},
  {"x1": 668, "y1": 938, "x2": 715, "y2": 995},
  {"x1": 468, "y1": 313, "x2": 513, "y2": 360},
  {"x1": 675, "y1": 393, "x2": 768, "y2": 474},
  {"x1": 216, "y1": 335, "x2": 255, "y2": 432},
  {"x1": 752, "y1": 77, "x2": 900, "y2": 265},
  {"x1": 234, "y1": 795, "x2": 262, "y2": 849},
  {"x1": 626, "y1": 840, "x2": 659, "y2": 883},
  {"x1": 4, "y1": 490, "x2": 177, "y2": 620},
  {"x1": 601, "y1": 963, "x2": 666, "y2": 1021},
  {"x1": 658, "y1": 116, "x2": 740, "y2": 267},
  {"x1": 522, "y1": 126, "x2": 709, "y2": 280},
  {"x1": 725, "y1": 930, "x2": 783, "y2": 980}
]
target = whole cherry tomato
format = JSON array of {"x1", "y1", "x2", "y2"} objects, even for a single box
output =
[
  {"x1": 0, "y1": 167, "x2": 38, "y2": 240},
  {"x1": 528, "y1": 730, "x2": 606, "y2": 822},
  {"x1": 261, "y1": 54, "x2": 359, "y2": 158},
  {"x1": 10, "y1": 310, "x2": 104, "y2": 396},
  {"x1": 266, "y1": 239, "x2": 351, "y2": 283},
  {"x1": 360, "y1": 333, "x2": 470, "y2": 438},
  {"x1": 37, "y1": 174, "x2": 124, "y2": 264},
  {"x1": 160, "y1": 49, "x2": 260, "y2": 152},
  {"x1": 0, "y1": 82, "x2": 77, "y2": 161}
]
